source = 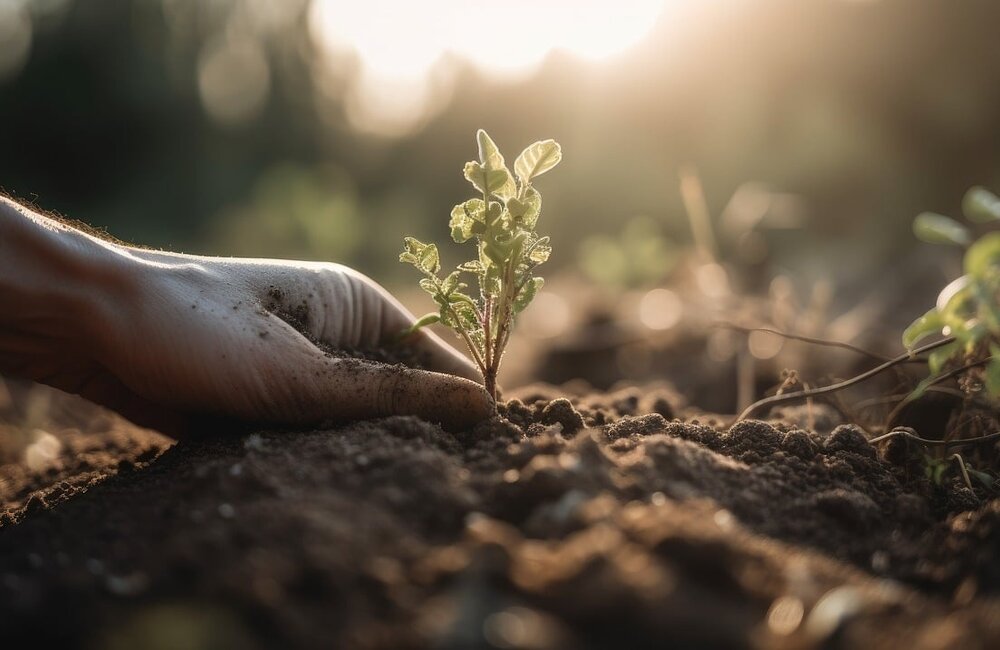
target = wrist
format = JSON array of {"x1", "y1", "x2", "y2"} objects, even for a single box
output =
[{"x1": 0, "y1": 197, "x2": 140, "y2": 353}]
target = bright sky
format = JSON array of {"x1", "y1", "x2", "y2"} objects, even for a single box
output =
[{"x1": 309, "y1": 1, "x2": 670, "y2": 135}]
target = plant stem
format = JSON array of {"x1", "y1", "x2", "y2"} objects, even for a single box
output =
[
  {"x1": 868, "y1": 427, "x2": 1000, "y2": 447},
  {"x1": 883, "y1": 354, "x2": 993, "y2": 427},
  {"x1": 712, "y1": 323, "x2": 893, "y2": 362}
]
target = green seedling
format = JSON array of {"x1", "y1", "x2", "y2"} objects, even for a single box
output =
[
  {"x1": 400, "y1": 129, "x2": 562, "y2": 401},
  {"x1": 903, "y1": 186, "x2": 1000, "y2": 399}
]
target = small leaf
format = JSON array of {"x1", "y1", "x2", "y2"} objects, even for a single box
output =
[
  {"x1": 458, "y1": 260, "x2": 484, "y2": 274},
  {"x1": 966, "y1": 467, "x2": 997, "y2": 490},
  {"x1": 447, "y1": 291, "x2": 476, "y2": 307},
  {"x1": 449, "y1": 201, "x2": 484, "y2": 243},
  {"x1": 936, "y1": 275, "x2": 972, "y2": 315},
  {"x1": 906, "y1": 374, "x2": 939, "y2": 403},
  {"x1": 962, "y1": 186, "x2": 1000, "y2": 223},
  {"x1": 964, "y1": 232, "x2": 1000, "y2": 278},
  {"x1": 446, "y1": 300, "x2": 479, "y2": 330},
  {"x1": 512, "y1": 187, "x2": 542, "y2": 228},
  {"x1": 932, "y1": 461, "x2": 947, "y2": 485},
  {"x1": 507, "y1": 197, "x2": 526, "y2": 219},
  {"x1": 913, "y1": 212, "x2": 971, "y2": 246},
  {"x1": 985, "y1": 351, "x2": 1000, "y2": 398},
  {"x1": 407, "y1": 312, "x2": 440, "y2": 332},
  {"x1": 418, "y1": 278, "x2": 437, "y2": 295},
  {"x1": 485, "y1": 201, "x2": 504, "y2": 226},
  {"x1": 473, "y1": 130, "x2": 517, "y2": 199},
  {"x1": 477, "y1": 129, "x2": 505, "y2": 172},
  {"x1": 402, "y1": 236, "x2": 427, "y2": 255},
  {"x1": 441, "y1": 270, "x2": 461, "y2": 295},
  {"x1": 528, "y1": 236, "x2": 552, "y2": 264},
  {"x1": 483, "y1": 239, "x2": 508, "y2": 266},
  {"x1": 464, "y1": 161, "x2": 516, "y2": 198},
  {"x1": 419, "y1": 243, "x2": 440, "y2": 274},
  {"x1": 927, "y1": 340, "x2": 959, "y2": 375},
  {"x1": 513, "y1": 277, "x2": 544, "y2": 314},
  {"x1": 903, "y1": 308, "x2": 944, "y2": 348},
  {"x1": 515, "y1": 140, "x2": 562, "y2": 184}
]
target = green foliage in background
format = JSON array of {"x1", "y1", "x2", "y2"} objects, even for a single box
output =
[
  {"x1": 903, "y1": 186, "x2": 1000, "y2": 397},
  {"x1": 209, "y1": 164, "x2": 361, "y2": 260},
  {"x1": 577, "y1": 216, "x2": 678, "y2": 288},
  {"x1": 400, "y1": 130, "x2": 561, "y2": 400}
]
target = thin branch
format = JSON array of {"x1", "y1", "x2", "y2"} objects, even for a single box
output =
[
  {"x1": 867, "y1": 427, "x2": 1000, "y2": 447},
  {"x1": 950, "y1": 453, "x2": 976, "y2": 492},
  {"x1": 736, "y1": 337, "x2": 957, "y2": 421},
  {"x1": 712, "y1": 323, "x2": 892, "y2": 362}
]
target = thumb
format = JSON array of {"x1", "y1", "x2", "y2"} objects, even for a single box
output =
[{"x1": 319, "y1": 358, "x2": 494, "y2": 431}]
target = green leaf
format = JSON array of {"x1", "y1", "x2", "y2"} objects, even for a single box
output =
[
  {"x1": 458, "y1": 260, "x2": 484, "y2": 274},
  {"x1": 913, "y1": 212, "x2": 971, "y2": 246},
  {"x1": 474, "y1": 129, "x2": 517, "y2": 199},
  {"x1": 477, "y1": 129, "x2": 505, "y2": 172},
  {"x1": 407, "y1": 312, "x2": 440, "y2": 332},
  {"x1": 396, "y1": 312, "x2": 442, "y2": 340},
  {"x1": 441, "y1": 299, "x2": 479, "y2": 330},
  {"x1": 528, "y1": 236, "x2": 552, "y2": 264},
  {"x1": 447, "y1": 291, "x2": 477, "y2": 307},
  {"x1": 401, "y1": 237, "x2": 440, "y2": 274},
  {"x1": 515, "y1": 140, "x2": 562, "y2": 184},
  {"x1": 962, "y1": 186, "x2": 1000, "y2": 223},
  {"x1": 449, "y1": 201, "x2": 485, "y2": 243},
  {"x1": 928, "y1": 340, "x2": 960, "y2": 375},
  {"x1": 906, "y1": 373, "x2": 938, "y2": 403},
  {"x1": 441, "y1": 270, "x2": 462, "y2": 295},
  {"x1": 482, "y1": 239, "x2": 508, "y2": 266},
  {"x1": 903, "y1": 308, "x2": 944, "y2": 348},
  {"x1": 419, "y1": 243, "x2": 440, "y2": 274},
  {"x1": 966, "y1": 467, "x2": 997, "y2": 490},
  {"x1": 509, "y1": 187, "x2": 542, "y2": 228},
  {"x1": 507, "y1": 197, "x2": 526, "y2": 219},
  {"x1": 513, "y1": 277, "x2": 544, "y2": 314},
  {"x1": 485, "y1": 201, "x2": 504, "y2": 226},
  {"x1": 932, "y1": 461, "x2": 947, "y2": 485},
  {"x1": 464, "y1": 161, "x2": 516, "y2": 198},
  {"x1": 936, "y1": 275, "x2": 971, "y2": 313},
  {"x1": 985, "y1": 350, "x2": 1000, "y2": 398},
  {"x1": 964, "y1": 232, "x2": 1000, "y2": 278},
  {"x1": 418, "y1": 278, "x2": 437, "y2": 295}
]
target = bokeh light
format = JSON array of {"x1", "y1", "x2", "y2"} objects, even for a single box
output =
[{"x1": 308, "y1": 0, "x2": 670, "y2": 135}]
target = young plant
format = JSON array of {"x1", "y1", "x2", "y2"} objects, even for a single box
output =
[
  {"x1": 903, "y1": 186, "x2": 1000, "y2": 398},
  {"x1": 399, "y1": 129, "x2": 562, "y2": 401}
]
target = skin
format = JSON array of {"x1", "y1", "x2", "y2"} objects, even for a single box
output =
[{"x1": 0, "y1": 196, "x2": 494, "y2": 437}]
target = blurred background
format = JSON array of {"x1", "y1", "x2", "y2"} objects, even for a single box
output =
[{"x1": 3, "y1": 0, "x2": 1000, "y2": 429}]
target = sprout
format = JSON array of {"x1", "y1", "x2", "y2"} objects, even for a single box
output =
[{"x1": 400, "y1": 130, "x2": 562, "y2": 401}]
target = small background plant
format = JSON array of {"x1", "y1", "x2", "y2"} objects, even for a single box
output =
[
  {"x1": 904, "y1": 186, "x2": 1000, "y2": 397},
  {"x1": 400, "y1": 130, "x2": 562, "y2": 401},
  {"x1": 897, "y1": 186, "x2": 1000, "y2": 491}
]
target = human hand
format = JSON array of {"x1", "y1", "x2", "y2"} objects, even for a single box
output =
[{"x1": 0, "y1": 198, "x2": 494, "y2": 437}]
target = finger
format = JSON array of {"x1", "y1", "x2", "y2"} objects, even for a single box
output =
[
  {"x1": 309, "y1": 358, "x2": 494, "y2": 431},
  {"x1": 244, "y1": 263, "x2": 483, "y2": 383},
  {"x1": 388, "y1": 313, "x2": 483, "y2": 383},
  {"x1": 347, "y1": 272, "x2": 483, "y2": 382}
]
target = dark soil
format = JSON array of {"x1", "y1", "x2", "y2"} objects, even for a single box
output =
[{"x1": 2, "y1": 381, "x2": 999, "y2": 649}]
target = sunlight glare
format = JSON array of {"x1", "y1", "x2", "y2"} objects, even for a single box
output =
[{"x1": 309, "y1": 0, "x2": 669, "y2": 135}]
